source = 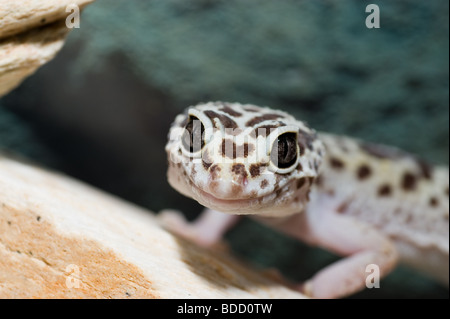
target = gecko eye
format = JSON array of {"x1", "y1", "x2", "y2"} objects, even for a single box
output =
[
  {"x1": 270, "y1": 132, "x2": 298, "y2": 170},
  {"x1": 182, "y1": 116, "x2": 205, "y2": 154}
]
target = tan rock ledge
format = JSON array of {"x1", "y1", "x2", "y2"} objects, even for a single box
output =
[
  {"x1": 0, "y1": 0, "x2": 95, "y2": 97},
  {"x1": 0, "y1": 21, "x2": 68, "y2": 97},
  {"x1": 0, "y1": 0, "x2": 94, "y2": 39},
  {"x1": 0, "y1": 156, "x2": 306, "y2": 299}
]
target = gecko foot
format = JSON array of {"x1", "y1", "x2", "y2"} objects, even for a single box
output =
[
  {"x1": 158, "y1": 209, "x2": 235, "y2": 249},
  {"x1": 296, "y1": 281, "x2": 314, "y2": 298},
  {"x1": 158, "y1": 209, "x2": 205, "y2": 245}
]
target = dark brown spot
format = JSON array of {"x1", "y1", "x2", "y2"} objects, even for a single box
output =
[
  {"x1": 209, "y1": 181, "x2": 219, "y2": 192},
  {"x1": 209, "y1": 165, "x2": 221, "y2": 180},
  {"x1": 296, "y1": 178, "x2": 306, "y2": 189},
  {"x1": 296, "y1": 162, "x2": 303, "y2": 171},
  {"x1": 202, "y1": 152, "x2": 213, "y2": 169},
  {"x1": 308, "y1": 177, "x2": 315, "y2": 185},
  {"x1": 416, "y1": 158, "x2": 433, "y2": 180},
  {"x1": 336, "y1": 200, "x2": 351, "y2": 214},
  {"x1": 249, "y1": 191, "x2": 257, "y2": 198},
  {"x1": 220, "y1": 106, "x2": 242, "y2": 117},
  {"x1": 357, "y1": 164, "x2": 372, "y2": 180},
  {"x1": 204, "y1": 110, "x2": 238, "y2": 129},
  {"x1": 249, "y1": 164, "x2": 263, "y2": 177},
  {"x1": 243, "y1": 106, "x2": 262, "y2": 112},
  {"x1": 202, "y1": 160, "x2": 212, "y2": 170},
  {"x1": 360, "y1": 141, "x2": 407, "y2": 160},
  {"x1": 445, "y1": 186, "x2": 449, "y2": 197},
  {"x1": 402, "y1": 172, "x2": 417, "y2": 191},
  {"x1": 246, "y1": 114, "x2": 282, "y2": 127},
  {"x1": 275, "y1": 189, "x2": 282, "y2": 198},
  {"x1": 225, "y1": 128, "x2": 243, "y2": 136},
  {"x1": 429, "y1": 197, "x2": 439, "y2": 207},
  {"x1": 298, "y1": 129, "x2": 315, "y2": 152},
  {"x1": 221, "y1": 139, "x2": 237, "y2": 159},
  {"x1": 298, "y1": 144, "x2": 305, "y2": 156},
  {"x1": 221, "y1": 139, "x2": 254, "y2": 159},
  {"x1": 231, "y1": 184, "x2": 243, "y2": 196},
  {"x1": 329, "y1": 157, "x2": 345, "y2": 169},
  {"x1": 318, "y1": 148, "x2": 324, "y2": 156},
  {"x1": 260, "y1": 180, "x2": 268, "y2": 189},
  {"x1": 378, "y1": 184, "x2": 392, "y2": 197},
  {"x1": 251, "y1": 124, "x2": 280, "y2": 138},
  {"x1": 41, "y1": 18, "x2": 46, "y2": 23},
  {"x1": 238, "y1": 143, "x2": 254, "y2": 158},
  {"x1": 231, "y1": 164, "x2": 247, "y2": 179}
]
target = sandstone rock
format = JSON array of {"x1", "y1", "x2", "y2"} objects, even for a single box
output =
[
  {"x1": 0, "y1": 156, "x2": 305, "y2": 298},
  {"x1": 0, "y1": 0, "x2": 94, "y2": 39},
  {"x1": 0, "y1": 21, "x2": 67, "y2": 97},
  {"x1": 0, "y1": 0, "x2": 94, "y2": 97}
]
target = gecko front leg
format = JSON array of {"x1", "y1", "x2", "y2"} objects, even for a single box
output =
[
  {"x1": 159, "y1": 209, "x2": 240, "y2": 248},
  {"x1": 259, "y1": 207, "x2": 399, "y2": 299},
  {"x1": 164, "y1": 102, "x2": 446, "y2": 297}
]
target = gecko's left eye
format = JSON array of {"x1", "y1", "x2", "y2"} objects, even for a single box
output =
[
  {"x1": 270, "y1": 132, "x2": 298, "y2": 170},
  {"x1": 181, "y1": 116, "x2": 205, "y2": 154}
]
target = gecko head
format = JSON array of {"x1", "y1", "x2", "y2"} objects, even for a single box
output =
[{"x1": 166, "y1": 102, "x2": 325, "y2": 217}]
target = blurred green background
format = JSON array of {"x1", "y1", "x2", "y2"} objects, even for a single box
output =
[{"x1": 0, "y1": 0, "x2": 448, "y2": 298}]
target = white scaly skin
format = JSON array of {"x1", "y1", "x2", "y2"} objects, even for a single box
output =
[{"x1": 161, "y1": 101, "x2": 449, "y2": 298}]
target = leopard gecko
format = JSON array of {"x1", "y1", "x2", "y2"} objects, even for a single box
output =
[{"x1": 161, "y1": 101, "x2": 449, "y2": 298}]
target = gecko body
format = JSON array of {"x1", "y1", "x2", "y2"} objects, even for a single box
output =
[{"x1": 163, "y1": 102, "x2": 449, "y2": 298}]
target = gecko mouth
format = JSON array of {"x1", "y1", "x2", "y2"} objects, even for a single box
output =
[
  {"x1": 190, "y1": 183, "x2": 267, "y2": 214},
  {"x1": 167, "y1": 164, "x2": 279, "y2": 214},
  {"x1": 168, "y1": 166, "x2": 301, "y2": 217}
]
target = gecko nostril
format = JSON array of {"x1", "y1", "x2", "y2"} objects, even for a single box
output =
[{"x1": 243, "y1": 175, "x2": 248, "y2": 187}]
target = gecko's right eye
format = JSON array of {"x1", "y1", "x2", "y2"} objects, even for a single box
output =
[{"x1": 181, "y1": 116, "x2": 205, "y2": 154}]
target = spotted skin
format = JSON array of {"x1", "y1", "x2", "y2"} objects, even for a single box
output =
[
  {"x1": 314, "y1": 134, "x2": 449, "y2": 284},
  {"x1": 166, "y1": 102, "x2": 323, "y2": 216},
  {"x1": 162, "y1": 102, "x2": 449, "y2": 298}
]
